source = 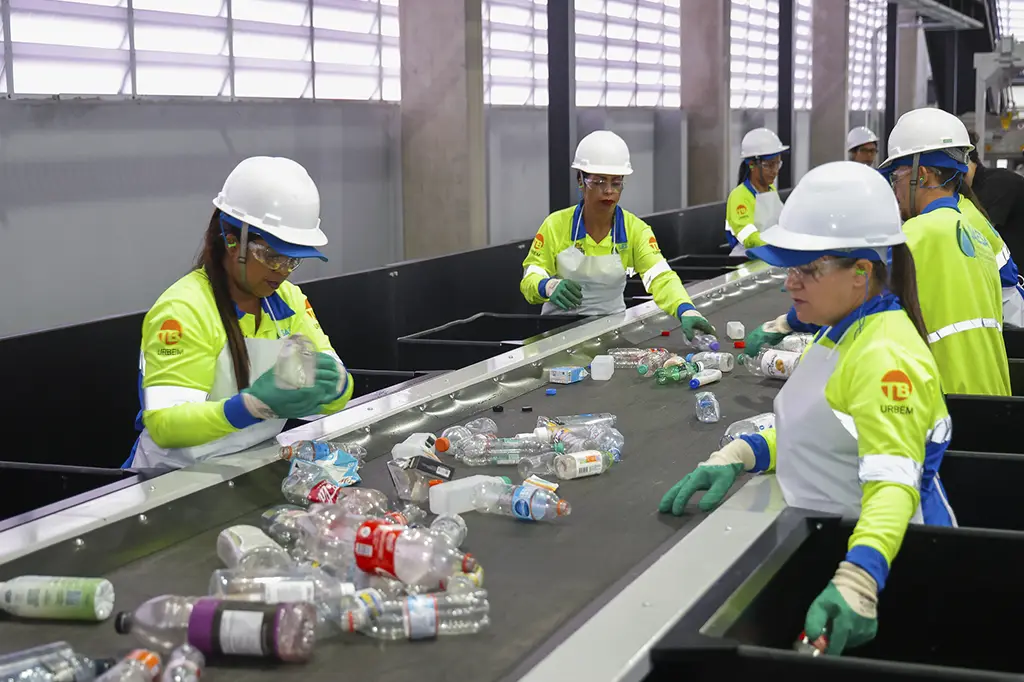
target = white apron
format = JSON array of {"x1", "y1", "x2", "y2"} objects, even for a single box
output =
[
  {"x1": 541, "y1": 205, "x2": 629, "y2": 316},
  {"x1": 730, "y1": 190, "x2": 784, "y2": 258},
  {"x1": 131, "y1": 311, "x2": 290, "y2": 471},
  {"x1": 1002, "y1": 282, "x2": 1024, "y2": 329},
  {"x1": 774, "y1": 335, "x2": 956, "y2": 526}
]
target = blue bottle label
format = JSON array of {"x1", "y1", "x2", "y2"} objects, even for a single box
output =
[{"x1": 510, "y1": 486, "x2": 536, "y2": 521}]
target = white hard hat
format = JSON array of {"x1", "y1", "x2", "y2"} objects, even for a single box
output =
[
  {"x1": 740, "y1": 128, "x2": 789, "y2": 159},
  {"x1": 748, "y1": 161, "x2": 904, "y2": 266},
  {"x1": 571, "y1": 131, "x2": 634, "y2": 176},
  {"x1": 878, "y1": 108, "x2": 973, "y2": 169},
  {"x1": 846, "y1": 126, "x2": 878, "y2": 152},
  {"x1": 213, "y1": 156, "x2": 327, "y2": 258}
]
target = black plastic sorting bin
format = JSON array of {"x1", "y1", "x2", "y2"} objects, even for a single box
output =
[
  {"x1": 347, "y1": 368, "x2": 438, "y2": 395},
  {"x1": 0, "y1": 462, "x2": 142, "y2": 522},
  {"x1": 941, "y1": 450, "x2": 1024, "y2": 531},
  {"x1": 1004, "y1": 330, "x2": 1024, "y2": 359},
  {"x1": 396, "y1": 313, "x2": 590, "y2": 371},
  {"x1": 649, "y1": 512, "x2": 1024, "y2": 681},
  {"x1": 946, "y1": 394, "x2": 1024, "y2": 455}
]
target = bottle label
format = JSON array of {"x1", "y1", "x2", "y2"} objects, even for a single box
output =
[
  {"x1": 752, "y1": 413, "x2": 776, "y2": 431},
  {"x1": 353, "y1": 519, "x2": 404, "y2": 578},
  {"x1": 219, "y1": 526, "x2": 279, "y2": 566},
  {"x1": 760, "y1": 350, "x2": 798, "y2": 378},
  {"x1": 262, "y1": 580, "x2": 315, "y2": 604},
  {"x1": 403, "y1": 595, "x2": 439, "y2": 640},
  {"x1": 307, "y1": 480, "x2": 341, "y2": 504},
  {"x1": 510, "y1": 486, "x2": 537, "y2": 520},
  {"x1": 0, "y1": 577, "x2": 113, "y2": 621},
  {"x1": 568, "y1": 452, "x2": 603, "y2": 477},
  {"x1": 187, "y1": 599, "x2": 278, "y2": 658}
]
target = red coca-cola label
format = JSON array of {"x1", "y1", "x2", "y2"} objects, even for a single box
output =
[
  {"x1": 353, "y1": 519, "x2": 404, "y2": 578},
  {"x1": 307, "y1": 480, "x2": 340, "y2": 505}
]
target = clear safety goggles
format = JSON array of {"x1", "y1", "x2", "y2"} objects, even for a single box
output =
[
  {"x1": 786, "y1": 257, "x2": 845, "y2": 282},
  {"x1": 247, "y1": 241, "x2": 302, "y2": 273},
  {"x1": 757, "y1": 157, "x2": 784, "y2": 172},
  {"x1": 583, "y1": 175, "x2": 625, "y2": 193}
]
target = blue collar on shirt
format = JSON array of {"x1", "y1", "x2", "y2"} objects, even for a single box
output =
[
  {"x1": 822, "y1": 293, "x2": 902, "y2": 344},
  {"x1": 920, "y1": 195, "x2": 960, "y2": 215},
  {"x1": 743, "y1": 178, "x2": 759, "y2": 196},
  {"x1": 233, "y1": 292, "x2": 295, "y2": 321},
  {"x1": 571, "y1": 202, "x2": 628, "y2": 249}
]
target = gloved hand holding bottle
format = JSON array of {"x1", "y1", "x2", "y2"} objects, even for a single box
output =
[
  {"x1": 678, "y1": 309, "x2": 715, "y2": 342},
  {"x1": 804, "y1": 561, "x2": 878, "y2": 655},
  {"x1": 546, "y1": 278, "x2": 584, "y2": 310},
  {"x1": 243, "y1": 353, "x2": 341, "y2": 420},
  {"x1": 743, "y1": 312, "x2": 791, "y2": 357},
  {"x1": 658, "y1": 438, "x2": 755, "y2": 515}
]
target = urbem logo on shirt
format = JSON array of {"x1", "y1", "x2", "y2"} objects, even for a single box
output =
[
  {"x1": 880, "y1": 369, "x2": 912, "y2": 402},
  {"x1": 157, "y1": 320, "x2": 183, "y2": 346}
]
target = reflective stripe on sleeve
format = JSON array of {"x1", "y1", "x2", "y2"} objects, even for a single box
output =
[
  {"x1": 144, "y1": 386, "x2": 209, "y2": 411},
  {"x1": 926, "y1": 317, "x2": 1001, "y2": 344},
  {"x1": 833, "y1": 410, "x2": 858, "y2": 439},
  {"x1": 859, "y1": 453, "x2": 923, "y2": 489},
  {"x1": 642, "y1": 259, "x2": 672, "y2": 291},
  {"x1": 525, "y1": 265, "x2": 550, "y2": 279},
  {"x1": 736, "y1": 224, "x2": 758, "y2": 243},
  {"x1": 997, "y1": 244, "x2": 1011, "y2": 270}
]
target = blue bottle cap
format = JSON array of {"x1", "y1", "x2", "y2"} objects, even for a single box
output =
[
  {"x1": 708, "y1": 340, "x2": 720, "y2": 351},
  {"x1": 689, "y1": 378, "x2": 700, "y2": 389},
  {"x1": 685, "y1": 353, "x2": 694, "y2": 361},
  {"x1": 546, "y1": 388, "x2": 557, "y2": 396}
]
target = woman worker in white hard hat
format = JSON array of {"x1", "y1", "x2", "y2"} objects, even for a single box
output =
[
  {"x1": 661, "y1": 161, "x2": 956, "y2": 656},
  {"x1": 124, "y1": 156, "x2": 354, "y2": 470},
  {"x1": 519, "y1": 130, "x2": 715, "y2": 341},
  {"x1": 846, "y1": 126, "x2": 879, "y2": 166},
  {"x1": 725, "y1": 128, "x2": 789, "y2": 257},
  {"x1": 744, "y1": 108, "x2": 1011, "y2": 396}
]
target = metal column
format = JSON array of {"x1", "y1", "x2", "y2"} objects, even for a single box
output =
[
  {"x1": 884, "y1": 2, "x2": 899, "y2": 142},
  {"x1": 547, "y1": 0, "x2": 576, "y2": 213},
  {"x1": 777, "y1": 0, "x2": 794, "y2": 189}
]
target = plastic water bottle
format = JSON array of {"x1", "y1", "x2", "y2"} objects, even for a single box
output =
[
  {"x1": 279, "y1": 441, "x2": 367, "y2": 468},
  {"x1": 554, "y1": 450, "x2": 614, "y2": 479},
  {"x1": 274, "y1": 334, "x2": 316, "y2": 390},
  {"x1": 738, "y1": 347, "x2": 801, "y2": 380},
  {"x1": 776, "y1": 333, "x2": 814, "y2": 352},
  {"x1": 686, "y1": 351, "x2": 735, "y2": 372},
  {"x1": 428, "y1": 475, "x2": 511, "y2": 515},
  {"x1": 472, "y1": 479, "x2": 570, "y2": 522},
  {"x1": 429, "y1": 514, "x2": 468, "y2": 548},
  {"x1": 695, "y1": 392, "x2": 721, "y2": 423},
  {"x1": 0, "y1": 643, "x2": 115, "y2": 682},
  {"x1": 689, "y1": 368, "x2": 723, "y2": 389},
  {"x1": 159, "y1": 646, "x2": 203, "y2": 682},
  {"x1": 591, "y1": 426, "x2": 624, "y2": 461},
  {"x1": 436, "y1": 419, "x2": 499, "y2": 457},
  {"x1": 383, "y1": 502, "x2": 427, "y2": 527},
  {"x1": 459, "y1": 434, "x2": 545, "y2": 466},
  {"x1": 688, "y1": 333, "x2": 721, "y2": 352},
  {"x1": 536, "y1": 413, "x2": 617, "y2": 429},
  {"x1": 114, "y1": 597, "x2": 317, "y2": 661},
  {"x1": 636, "y1": 349, "x2": 673, "y2": 376},
  {"x1": 0, "y1": 576, "x2": 116, "y2": 622},
  {"x1": 216, "y1": 526, "x2": 294, "y2": 571},
  {"x1": 517, "y1": 452, "x2": 557, "y2": 478},
  {"x1": 654, "y1": 363, "x2": 698, "y2": 385},
  {"x1": 94, "y1": 650, "x2": 160, "y2": 682},
  {"x1": 719, "y1": 413, "x2": 776, "y2": 447},
  {"x1": 607, "y1": 348, "x2": 661, "y2": 369},
  {"x1": 340, "y1": 590, "x2": 490, "y2": 640},
  {"x1": 353, "y1": 522, "x2": 476, "y2": 589}
]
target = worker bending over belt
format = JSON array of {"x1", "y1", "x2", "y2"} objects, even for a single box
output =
[
  {"x1": 725, "y1": 128, "x2": 788, "y2": 257},
  {"x1": 660, "y1": 162, "x2": 956, "y2": 656},
  {"x1": 519, "y1": 130, "x2": 715, "y2": 341},
  {"x1": 126, "y1": 157, "x2": 354, "y2": 470},
  {"x1": 846, "y1": 126, "x2": 879, "y2": 166},
  {"x1": 745, "y1": 108, "x2": 1011, "y2": 396}
]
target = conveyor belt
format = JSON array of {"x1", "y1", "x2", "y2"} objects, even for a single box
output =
[{"x1": 0, "y1": 286, "x2": 791, "y2": 682}]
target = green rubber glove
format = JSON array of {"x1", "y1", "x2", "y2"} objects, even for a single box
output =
[
  {"x1": 743, "y1": 313, "x2": 791, "y2": 357},
  {"x1": 243, "y1": 354, "x2": 341, "y2": 419},
  {"x1": 549, "y1": 279, "x2": 583, "y2": 310},
  {"x1": 659, "y1": 463, "x2": 743, "y2": 515},
  {"x1": 678, "y1": 312, "x2": 716, "y2": 341},
  {"x1": 804, "y1": 561, "x2": 879, "y2": 656}
]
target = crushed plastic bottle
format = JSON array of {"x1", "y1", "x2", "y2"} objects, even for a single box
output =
[
  {"x1": 340, "y1": 590, "x2": 490, "y2": 640},
  {"x1": 435, "y1": 419, "x2": 499, "y2": 458},
  {"x1": 281, "y1": 461, "x2": 348, "y2": 507},
  {"x1": 353, "y1": 522, "x2": 476, "y2": 589},
  {"x1": 279, "y1": 441, "x2": 367, "y2": 469},
  {"x1": 695, "y1": 391, "x2": 721, "y2": 423},
  {"x1": 216, "y1": 525, "x2": 294, "y2": 571},
  {"x1": 458, "y1": 434, "x2": 545, "y2": 466},
  {"x1": 472, "y1": 480, "x2": 570, "y2": 522},
  {"x1": 554, "y1": 450, "x2": 614, "y2": 479},
  {"x1": 687, "y1": 333, "x2": 721, "y2": 352},
  {"x1": 636, "y1": 349, "x2": 674, "y2": 376},
  {"x1": 114, "y1": 596, "x2": 317, "y2": 661},
  {"x1": 0, "y1": 642, "x2": 115, "y2": 682},
  {"x1": 536, "y1": 413, "x2": 616, "y2": 429},
  {"x1": 737, "y1": 347, "x2": 801, "y2": 380},
  {"x1": 592, "y1": 426, "x2": 625, "y2": 462},
  {"x1": 274, "y1": 334, "x2": 317, "y2": 390},
  {"x1": 158, "y1": 646, "x2": 203, "y2": 682},
  {"x1": 686, "y1": 351, "x2": 736, "y2": 373},
  {"x1": 259, "y1": 505, "x2": 310, "y2": 549},
  {"x1": 719, "y1": 413, "x2": 776, "y2": 448}
]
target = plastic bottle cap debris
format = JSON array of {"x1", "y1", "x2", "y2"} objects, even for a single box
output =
[
  {"x1": 521, "y1": 406, "x2": 533, "y2": 412},
  {"x1": 492, "y1": 405, "x2": 504, "y2": 413},
  {"x1": 734, "y1": 341, "x2": 746, "y2": 349},
  {"x1": 435, "y1": 437, "x2": 452, "y2": 453},
  {"x1": 661, "y1": 330, "x2": 671, "y2": 336},
  {"x1": 545, "y1": 388, "x2": 557, "y2": 396}
]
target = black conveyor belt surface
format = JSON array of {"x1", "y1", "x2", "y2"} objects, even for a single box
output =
[{"x1": 0, "y1": 287, "x2": 791, "y2": 681}]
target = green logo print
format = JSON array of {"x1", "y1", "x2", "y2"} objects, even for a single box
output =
[{"x1": 956, "y1": 221, "x2": 976, "y2": 258}]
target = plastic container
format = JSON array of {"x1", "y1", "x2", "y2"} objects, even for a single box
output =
[
  {"x1": 429, "y1": 475, "x2": 512, "y2": 515},
  {"x1": 590, "y1": 355, "x2": 614, "y2": 381},
  {"x1": 726, "y1": 321, "x2": 745, "y2": 340}
]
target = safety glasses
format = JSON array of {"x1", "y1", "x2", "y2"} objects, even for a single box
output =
[
  {"x1": 583, "y1": 175, "x2": 625, "y2": 193},
  {"x1": 787, "y1": 257, "x2": 844, "y2": 282},
  {"x1": 247, "y1": 241, "x2": 302, "y2": 273},
  {"x1": 758, "y1": 157, "x2": 784, "y2": 172}
]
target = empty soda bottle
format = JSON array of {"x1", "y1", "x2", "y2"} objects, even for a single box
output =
[
  {"x1": 340, "y1": 590, "x2": 490, "y2": 640},
  {"x1": 472, "y1": 480, "x2": 570, "y2": 522},
  {"x1": 353, "y1": 522, "x2": 476, "y2": 589},
  {"x1": 686, "y1": 351, "x2": 736, "y2": 373},
  {"x1": 654, "y1": 363, "x2": 698, "y2": 385},
  {"x1": 687, "y1": 333, "x2": 720, "y2": 352},
  {"x1": 554, "y1": 450, "x2": 614, "y2": 480},
  {"x1": 737, "y1": 347, "x2": 800, "y2": 380},
  {"x1": 695, "y1": 392, "x2": 721, "y2": 423}
]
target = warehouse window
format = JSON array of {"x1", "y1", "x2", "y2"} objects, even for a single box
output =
[
  {"x1": 3, "y1": 0, "x2": 398, "y2": 100},
  {"x1": 847, "y1": 0, "x2": 887, "y2": 112},
  {"x1": 730, "y1": 0, "x2": 813, "y2": 111},
  {"x1": 482, "y1": 0, "x2": 681, "y2": 107},
  {"x1": 997, "y1": 0, "x2": 1024, "y2": 38}
]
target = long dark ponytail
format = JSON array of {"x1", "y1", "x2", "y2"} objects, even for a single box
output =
[
  {"x1": 736, "y1": 159, "x2": 749, "y2": 186},
  {"x1": 935, "y1": 167, "x2": 993, "y2": 224},
  {"x1": 879, "y1": 244, "x2": 929, "y2": 344},
  {"x1": 195, "y1": 210, "x2": 251, "y2": 390}
]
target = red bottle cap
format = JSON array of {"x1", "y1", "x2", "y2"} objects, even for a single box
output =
[
  {"x1": 734, "y1": 340, "x2": 746, "y2": 349},
  {"x1": 661, "y1": 330, "x2": 671, "y2": 336}
]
